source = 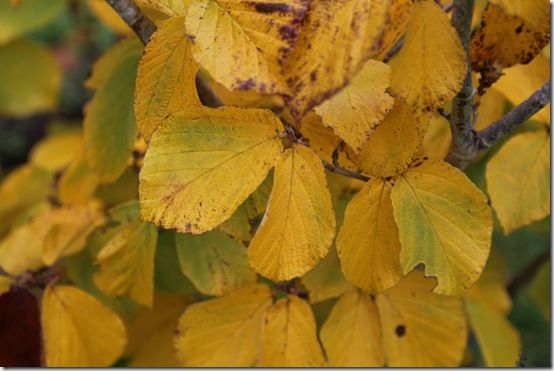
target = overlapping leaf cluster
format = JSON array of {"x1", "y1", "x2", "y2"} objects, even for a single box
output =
[{"x1": 0, "y1": 0, "x2": 550, "y2": 367}]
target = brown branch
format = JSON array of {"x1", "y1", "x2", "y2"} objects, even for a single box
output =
[
  {"x1": 105, "y1": 0, "x2": 156, "y2": 44},
  {"x1": 445, "y1": 0, "x2": 476, "y2": 169},
  {"x1": 478, "y1": 80, "x2": 551, "y2": 150},
  {"x1": 323, "y1": 162, "x2": 370, "y2": 182}
]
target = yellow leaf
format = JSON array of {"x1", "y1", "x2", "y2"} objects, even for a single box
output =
[
  {"x1": 136, "y1": 0, "x2": 190, "y2": 24},
  {"x1": 353, "y1": 98, "x2": 428, "y2": 177},
  {"x1": 420, "y1": 112, "x2": 452, "y2": 160},
  {"x1": 0, "y1": 0, "x2": 65, "y2": 44},
  {"x1": 204, "y1": 76, "x2": 284, "y2": 109},
  {"x1": 86, "y1": 0, "x2": 134, "y2": 36},
  {"x1": 320, "y1": 290, "x2": 384, "y2": 366},
  {"x1": 248, "y1": 145, "x2": 335, "y2": 281},
  {"x1": 466, "y1": 253, "x2": 511, "y2": 313},
  {"x1": 135, "y1": 16, "x2": 200, "y2": 141},
  {"x1": 58, "y1": 152, "x2": 100, "y2": 205},
  {"x1": 474, "y1": 88, "x2": 506, "y2": 130},
  {"x1": 175, "y1": 284, "x2": 272, "y2": 366},
  {"x1": 283, "y1": 0, "x2": 391, "y2": 119},
  {"x1": 42, "y1": 205, "x2": 106, "y2": 266},
  {"x1": 486, "y1": 129, "x2": 550, "y2": 234},
  {"x1": 301, "y1": 246, "x2": 350, "y2": 304},
  {"x1": 376, "y1": 270, "x2": 467, "y2": 366},
  {"x1": 139, "y1": 106, "x2": 283, "y2": 234},
  {"x1": 126, "y1": 293, "x2": 189, "y2": 367},
  {"x1": 0, "y1": 214, "x2": 46, "y2": 275},
  {"x1": 391, "y1": 159, "x2": 493, "y2": 296},
  {"x1": 175, "y1": 230, "x2": 256, "y2": 296},
  {"x1": 529, "y1": 261, "x2": 550, "y2": 321},
  {"x1": 494, "y1": 54, "x2": 550, "y2": 124},
  {"x1": 84, "y1": 43, "x2": 142, "y2": 183},
  {"x1": 185, "y1": 0, "x2": 307, "y2": 94},
  {"x1": 0, "y1": 38, "x2": 61, "y2": 117},
  {"x1": 374, "y1": 0, "x2": 413, "y2": 60},
  {"x1": 470, "y1": 0, "x2": 550, "y2": 71},
  {"x1": 390, "y1": 0, "x2": 466, "y2": 112},
  {"x1": 0, "y1": 164, "x2": 52, "y2": 237},
  {"x1": 41, "y1": 285, "x2": 127, "y2": 367},
  {"x1": 465, "y1": 300, "x2": 521, "y2": 366},
  {"x1": 337, "y1": 178, "x2": 402, "y2": 294},
  {"x1": 259, "y1": 295, "x2": 325, "y2": 366},
  {"x1": 314, "y1": 60, "x2": 395, "y2": 152},
  {"x1": 0, "y1": 275, "x2": 12, "y2": 295},
  {"x1": 30, "y1": 129, "x2": 82, "y2": 171},
  {"x1": 93, "y1": 220, "x2": 158, "y2": 307}
]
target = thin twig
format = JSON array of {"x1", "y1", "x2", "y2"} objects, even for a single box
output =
[
  {"x1": 445, "y1": 0, "x2": 476, "y2": 169},
  {"x1": 437, "y1": 107, "x2": 451, "y2": 121},
  {"x1": 323, "y1": 162, "x2": 370, "y2": 182},
  {"x1": 478, "y1": 80, "x2": 551, "y2": 150},
  {"x1": 105, "y1": 0, "x2": 156, "y2": 44}
]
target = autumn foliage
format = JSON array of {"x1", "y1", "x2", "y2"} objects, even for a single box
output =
[{"x1": 0, "y1": 0, "x2": 551, "y2": 367}]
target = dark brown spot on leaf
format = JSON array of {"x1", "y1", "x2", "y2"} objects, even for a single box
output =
[{"x1": 395, "y1": 324, "x2": 406, "y2": 337}]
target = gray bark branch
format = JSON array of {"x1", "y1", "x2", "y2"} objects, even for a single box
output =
[{"x1": 105, "y1": 0, "x2": 156, "y2": 44}]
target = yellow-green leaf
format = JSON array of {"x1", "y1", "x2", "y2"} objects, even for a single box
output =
[
  {"x1": 486, "y1": 130, "x2": 550, "y2": 234},
  {"x1": 470, "y1": 0, "x2": 550, "y2": 71},
  {"x1": 185, "y1": 0, "x2": 307, "y2": 94},
  {"x1": 248, "y1": 145, "x2": 335, "y2": 281},
  {"x1": 0, "y1": 39, "x2": 61, "y2": 117},
  {"x1": 259, "y1": 295, "x2": 326, "y2": 366},
  {"x1": 337, "y1": 178, "x2": 402, "y2": 294},
  {"x1": 41, "y1": 285, "x2": 127, "y2": 367},
  {"x1": 0, "y1": 0, "x2": 65, "y2": 44},
  {"x1": 391, "y1": 159, "x2": 493, "y2": 296},
  {"x1": 175, "y1": 230, "x2": 256, "y2": 296},
  {"x1": 390, "y1": 0, "x2": 466, "y2": 112},
  {"x1": 301, "y1": 246, "x2": 350, "y2": 303},
  {"x1": 529, "y1": 261, "x2": 550, "y2": 321},
  {"x1": 314, "y1": 60, "x2": 394, "y2": 151},
  {"x1": 139, "y1": 106, "x2": 283, "y2": 234},
  {"x1": 283, "y1": 0, "x2": 391, "y2": 119},
  {"x1": 320, "y1": 290, "x2": 384, "y2": 366},
  {"x1": 135, "y1": 16, "x2": 200, "y2": 141},
  {"x1": 84, "y1": 42, "x2": 142, "y2": 183},
  {"x1": 376, "y1": 270, "x2": 467, "y2": 366},
  {"x1": 175, "y1": 284, "x2": 272, "y2": 366},
  {"x1": 58, "y1": 152, "x2": 100, "y2": 205},
  {"x1": 93, "y1": 220, "x2": 158, "y2": 307},
  {"x1": 353, "y1": 98, "x2": 428, "y2": 177}
]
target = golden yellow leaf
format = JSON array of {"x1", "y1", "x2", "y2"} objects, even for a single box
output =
[
  {"x1": 0, "y1": 214, "x2": 46, "y2": 275},
  {"x1": 58, "y1": 152, "x2": 100, "y2": 205},
  {"x1": 175, "y1": 284, "x2": 272, "y2": 366},
  {"x1": 337, "y1": 178, "x2": 402, "y2": 294},
  {"x1": 486, "y1": 129, "x2": 550, "y2": 234},
  {"x1": 494, "y1": 54, "x2": 550, "y2": 124},
  {"x1": 135, "y1": 16, "x2": 200, "y2": 141},
  {"x1": 320, "y1": 290, "x2": 384, "y2": 366},
  {"x1": 86, "y1": 0, "x2": 134, "y2": 35},
  {"x1": 84, "y1": 43, "x2": 142, "y2": 183},
  {"x1": 175, "y1": 230, "x2": 256, "y2": 296},
  {"x1": 30, "y1": 129, "x2": 82, "y2": 172},
  {"x1": 204, "y1": 76, "x2": 284, "y2": 110},
  {"x1": 465, "y1": 255, "x2": 521, "y2": 366},
  {"x1": 376, "y1": 270, "x2": 467, "y2": 366},
  {"x1": 470, "y1": 0, "x2": 550, "y2": 71},
  {"x1": 391, "y1": 159, "x2": 493, "y2": 296},
  {"x1": 0, "y1": 275, "x2": 12, "y2": 295},
  {"x1": 301, "y1": 246, "x2": 350, "y2": 303},
  {"x1": 374, "y1": 0, "x2": 413, "y2": 60},
  {"x1": 465, "y1": 299, "x2": 521, "y2": 367},
  {"x1": 389, "y1": 0, "x2": 466, "y2": 112},
  {"x1": 353, "y1": 99, "x2": 428, "y2": 177},
  {"x1": 283, "y1": 0, "x2": 390, "y2": 119},
  {"x1": 419, "y1": 112, "x2": 452, "y2": 160},
  {"x1": 259, "y1": 295, "x2": 326, "y2": 366},
  {"x1": 248, "y1": 145, "x2": 335, "y2": 281},
  {"x1": 140, "y1": 106, "x2": 283, "y2": 234},
  {"x1": 474, "y1": 88, "x2": 506, "y2": 130},
  {"x1": 42, "y1": 205, "x2": 106, "y2": 266},
  {"x1": 0, "y1": 38, "x2": 62, "y2": 117},
  {"x1": 185, "y1": 0, "x2": 308, "y2": 94},
  {"x1": 0, "y1": 164, "x2": 52, "y2": 236},
  {"x1": 136, "y1": 0, "x2": 190, "y2": 24},
  {"x1": 41, "y1": 285, "x2": 127, "y2": 367},
  {"x1": 93, "y1": 220, "x2": 158, "y2": 307},
  {"x1": 314, "y1": 60, "x2": 395, "y2": 151},
  {"x1": 126, "y1": 293, "x2": 189, "y2": 367}
]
